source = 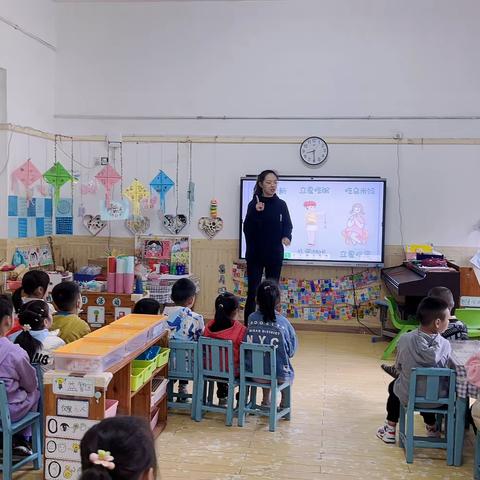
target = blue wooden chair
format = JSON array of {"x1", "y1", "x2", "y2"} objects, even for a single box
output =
[
  {"x1": 194, "y1": 337, "x2": 238, "y2": 426},
  {"x1": 237, "y1": 343, "x2": 292, "y2": 432},
  {"x1": 167, "y1": 340, "x2": 198, "y2": 419},
  {"x1": 398, "y1": 368, "x2": 456, "y2": 465},
  {"x1": 0, "y1": 381, "x2": 42, "y2": 480},
  {"x1": 475, "y1": 430, "x2": 480, "y2": 480}
]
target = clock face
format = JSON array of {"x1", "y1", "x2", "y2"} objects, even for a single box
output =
[{"x1": 300, "y1": 137, "x2": 328, "y2": 166}]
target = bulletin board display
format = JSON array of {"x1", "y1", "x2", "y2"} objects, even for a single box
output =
[{"x1": 135, "y1": 235, "x2": 191, "y2": 276}]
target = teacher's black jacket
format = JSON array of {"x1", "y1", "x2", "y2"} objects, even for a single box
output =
[{"x1": 243, "y1": 194, "x2": 293, "y2": 263}]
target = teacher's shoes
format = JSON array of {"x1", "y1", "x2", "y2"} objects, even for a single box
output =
[{"x1": 376, "y1": 423, "x2": 396, "y2": 444}]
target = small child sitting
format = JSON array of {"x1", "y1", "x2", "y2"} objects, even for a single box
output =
[
  {"x1": 204, "y1": 292, "x2": 246, "y2": 406},
  {"x1": 8, "y1": 269, "x2": 56, "y2": 336},
  {"x1": 245, "y1": 280, "x2": 297, "y2": 408},
  {"x1": 381, "y1": 286, "x2": 467, "y2": 378},
  {"x1": 79, "y1": 416, "x2": 156, "y2": 480},
  {"x1": 0, "y1": 296, "x2": 40, "y2": 456},
  {"x1": 166, "y1": 278, "x2": 204, "y2": 401},
  {"x1": 133, "y1": 298, "x2": 162, "y2": 315},
  {"x1": 377, "y1": 296, "x2": 451, "y2": 443},
  {"x1": 9, "y1": 300, "x2": 65, "y2": 375},
  {"x1": 51, "y1": 281, "x2": 91, "y2": 343}
]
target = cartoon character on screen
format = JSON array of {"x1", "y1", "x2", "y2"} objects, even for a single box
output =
[
  {"x1": 303, "y1": 200, "x2": 319, "y2": 246},
  {"x1": 342, "y1": 203, "x2": 368, "y2": 245}
]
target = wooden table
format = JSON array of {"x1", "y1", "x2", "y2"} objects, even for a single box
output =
[{"x1": 449, "y1": 340, "x2": 480, "y2": 466}]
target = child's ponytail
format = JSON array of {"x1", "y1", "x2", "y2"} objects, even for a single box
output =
[
  {"x1": 211, "y1": 292, "x2": 239, "y2": 332},
  {"x1": 256, "y1": 280, "x2": 280, "y2": 323},
  {"x1": 11, "y1": 287, "x2": 24, "y2": 313},
  {"x1": 78, "y1": 466, "x2": 112, "y2": 480},
  {"x1": 14, "y1": 300, "x2": 49, "y2": 362}
]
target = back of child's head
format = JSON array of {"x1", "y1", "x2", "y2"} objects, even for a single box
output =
[
  {"x1": 52, "y1": 281, "x2": 80, "y2": 312},
  {"x1": 170, "y1": 278, "x2": 196, "y2": 306},
  {"x1": 14, "y1": 300, "x2": 50, "y2": 362},
  {"x1": 416, "y1": 296, "x2": 449, "y2": 327},
  {"x1": 0, "y1": 295, "x2": 13, "y2": 333},
  {"x1": 211, "y1": 292, "x2": 239, "y2": 332},
  {"x1": 12, "y1": 270, "x2": 50, "y2": 313},
  {"x1": 79, "y1": 416, "x2": 156, "y2": 480},
  {"x1": 133, "y1": 298, "x2": 161, "y2": 315},
  {"x1": 428, "y1": 286, "x2": 455, "y2": 312},
  {"x1": 256, "y1": 280, "x2": 280, "y2": 323}
]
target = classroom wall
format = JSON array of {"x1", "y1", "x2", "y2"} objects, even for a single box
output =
[
  {"x1": 0, "y1": 0, "x2": 56, "y2": 128},
  {"x1": 51, "y1": 0, "x2": 480, "y2": 247}
]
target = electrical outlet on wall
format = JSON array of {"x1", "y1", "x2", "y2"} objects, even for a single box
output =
[{"x1": 100, "y1": 157, "x2": 109, "y2": 165}]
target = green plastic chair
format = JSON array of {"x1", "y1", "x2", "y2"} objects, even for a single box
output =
[
  {"x1": 454, "y1": 308, "x2": 480, "y2": 338},
  {"x1": 381, "y1": 296, "x2": 419, "y2": 360}
]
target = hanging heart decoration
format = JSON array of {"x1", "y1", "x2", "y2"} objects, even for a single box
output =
[
  {"x1": 125, "y1": 215, "x2": 150, "y2": 235},
  {"x1": 82, "y1": 215, "x2": 107, "y2": 236},
  {"x1": 163, "y1": 214, "x2": 187, "y2": 235},
  {"x1": 198, "y1": 217, "x2": 223, "y2": 239}
]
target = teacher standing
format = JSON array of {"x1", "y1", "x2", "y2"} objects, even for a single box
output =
[{"x1": 243, "y1": 170, "x2": 293, "y2": 325}]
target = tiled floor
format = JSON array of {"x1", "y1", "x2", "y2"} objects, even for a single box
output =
[{"x1": 13, "y1": 331, "x2": 475, "y2": 479}]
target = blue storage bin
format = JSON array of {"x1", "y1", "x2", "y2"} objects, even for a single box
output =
[
  {"x1": 74, "y1": 273, "x2": 98, "y2": 282},
  {"x1": 136, "y1": 345, "x2": 161, "y2": 361}
]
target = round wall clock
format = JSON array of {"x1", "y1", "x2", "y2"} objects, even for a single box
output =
[{"x1": 300, "y1": 137, "x2": 328, "y2": 166}]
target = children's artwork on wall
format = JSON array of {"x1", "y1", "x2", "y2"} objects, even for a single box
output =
[
  {"x1": 8, "y1": 195, "x2": 53, "y2": 238},
  {"x1": 163, "y1": 214, "x2": 187, "y2": 235},
  {"x1": 144, "y1": 239, "x2": 171, "y2": 260},
  {"x1": 198, "y1": 199, "x2": 223, "y2": 239},
  {"x1": 80, "y1": 179, "x2": 97, "y2": 195},
  {"x1": 114, "y1": 307, "x2": 131, "y2": 320},
  {"x1": 11, "y1": 159, "x2": 42, "y2": 203},
  {"x1": 150, "y1": 170, "x2": 174, "y2": 213},
  {"x1": 87, "y1": 306, "x2": 105, "y2": 326},
  {"x1": 232, "y1": 262, "x2": 380, "y2": 322},
  {"x1": 43, "y1": 162, "x2": 73, "y2": 206},
  {"x1": 83, "y1": 214, "x2": 107, "y2": 236},
  {"x1": 124, "y1": 179, "x2": 149, "y2": 216},
  {"x1": 14, "y1": 245, "x2": 53, "y2": 267},
  {"x1": 95, "y1": 164, "x2": 121, "y2": 206},
  {"x1": 55, "y1": 198, "x2": 73, "y2": 235},
  {"x1": 100, "y1": 200, "x2": 129, "y2": 221},
  {"x1": 125, "y1": 215, "x2": 150, "y2": 235}
]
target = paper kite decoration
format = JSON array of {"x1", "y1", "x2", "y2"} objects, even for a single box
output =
[
  {"x1": 43, "y1": 162, "x2": 73, "y2": 205},
  {"x1": 123, "y1": 179, "x2": 149, "y2": 216},
  {"x1": 95, "y1": 164, "x2": 121, "y2": 206},
  {"x1": 11, "y1": 159, "x2": 42, "y2": 201},
  {"x1": 150, "y1": 170, "x2": 174, "y2": 213}
]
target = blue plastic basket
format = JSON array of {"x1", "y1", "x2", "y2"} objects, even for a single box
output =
[{"x1": 136, "y1": 345, "x2": 161, "y2": 361}]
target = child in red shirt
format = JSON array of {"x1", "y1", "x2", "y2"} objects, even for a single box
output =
[{"x1": 204, "y1": 292, "x2": 246, "y2": 406}]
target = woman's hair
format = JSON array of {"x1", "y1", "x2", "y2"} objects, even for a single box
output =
[
  {"x1": 79, "y1": 416, "x2": 157, "y2": 480},
  {"x1": 14, "y1": 300, "x2": 50, "y2": 362},
  {"x1": 210, "y1": 292, "x2": 239, "y2": 332},
  {"x1": 133, "y1": 298, "x2": 161, "y2": 315},
  {"x1": 256, "y1": 280, "x2": 280, "y2": 323},
  {"x1": 253, "y1": 170, "x2": 278, "y2": 197},
  {"x1": 12, "y1": 270, "x2": 50, "y2": 313}
]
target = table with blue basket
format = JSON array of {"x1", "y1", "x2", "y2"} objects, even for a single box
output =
[{"x1": 449, "y1": 340, "x2": 480, "y2": 466}]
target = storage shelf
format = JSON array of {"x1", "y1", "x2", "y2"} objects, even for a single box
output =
[
  {"x1": 153, "y1": 421, "x2": 167, "y2": 439},
  {"x1": 151, "y1": 391, "x2": 167, "y2": 413}
]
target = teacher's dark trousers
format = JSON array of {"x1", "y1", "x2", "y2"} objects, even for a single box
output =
[{"x1": 244, "y1": 259, "x2": 282, "y2": 325}]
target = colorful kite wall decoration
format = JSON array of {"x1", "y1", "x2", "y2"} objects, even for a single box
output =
[
  {"x1": 95, "y1": 164, "x2": 121, "y2": 206},
  {"x1": 124, "y1": 179, "x2": 149, "y2": 216},
  {"x1": 11, "y1": 159, "x2": 42, "y2": 203},
  {"x1": 150, "y1": 170, "x2": 174, "y2": 213},
  {"x1": 43, "y1": 162, "x2": 73, "y2": 206}
]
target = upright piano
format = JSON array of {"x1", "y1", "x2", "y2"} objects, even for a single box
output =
[{"x1": 381, "y1": 261, "x2": 460, "y2": 318}]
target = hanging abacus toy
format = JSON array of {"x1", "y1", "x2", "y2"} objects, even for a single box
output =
[{"x1": 198, "y1": 199, "x2": 223, "y2": 239}]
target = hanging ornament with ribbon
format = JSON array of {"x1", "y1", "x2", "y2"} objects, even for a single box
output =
[
  {"x1": 11, "y1": 159, "x2": 42, "y2": 203},
  {"x1": 150, "y1": 170, "x2": 174, "y2": 213},
  {"x1": 95, "y1": 164, "x2": 121, "y2": 207},
  {"x1": 124, "y1": 179, "x2": 149, "y2": 216}
]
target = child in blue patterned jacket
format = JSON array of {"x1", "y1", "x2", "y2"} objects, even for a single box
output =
[
  {"x1": 245, "y1": 279, "x2": 297, "y2": 407},
  {"x1": 167, "y1": 278, "x2": 204, "y2": 401}
]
